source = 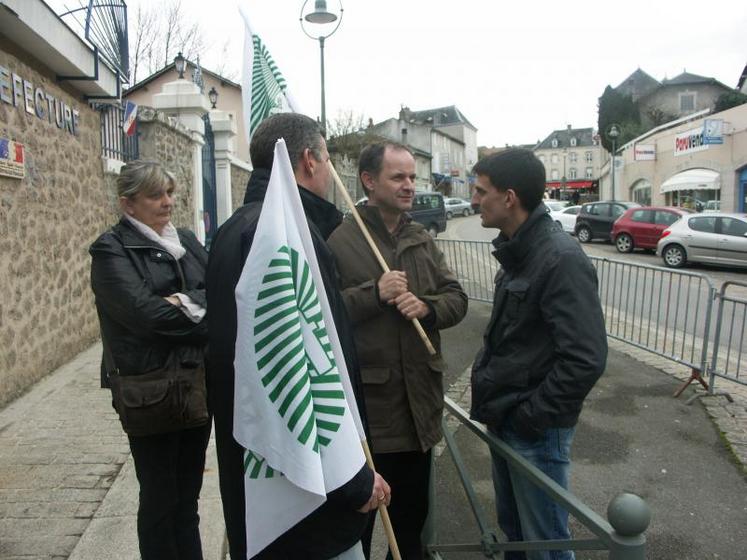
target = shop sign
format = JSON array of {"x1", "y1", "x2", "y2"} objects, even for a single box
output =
[
  {"x1": 0, "y1": 66, "x2": 80, "y2": 136},
  {"x1": 703, "y1": 119, "x2": 724, "y2": 145},
  {"x1": 0, "y1": 138, "x2": 25, "y2": 179},
  {"x1": 674, "y1": 127, "x2": 708, "y2": 157},
  {"x1": 634, "y1": 144, "x2": 656, "y2": 161}
]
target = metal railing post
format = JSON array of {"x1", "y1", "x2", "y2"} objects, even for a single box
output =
[{"x1": 606, "y1": 493, "x2": 650, "y2": 560}]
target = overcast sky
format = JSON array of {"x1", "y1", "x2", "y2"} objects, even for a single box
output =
[{"x1": 54, "y1": 0, "x2": 746, "y2": 147}]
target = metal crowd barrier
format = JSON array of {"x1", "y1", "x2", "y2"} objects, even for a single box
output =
[
  {"x1": 436, "y1": 239, "x2": 498, "y2": 303},
  {"x1": 708, "y1": 281, "x2": 747, "y2": 389},
  {"x1": 588, "y1": 257, "x2": 716, "y2": 384},
  {"x1": 425, "y1": 397, "x2": 650, "y2": 559},
  {"x1": 435, "y1": 238, "x2": 746, "y2": 396}
]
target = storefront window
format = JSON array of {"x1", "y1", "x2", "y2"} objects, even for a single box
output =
[
  {"x1": 668, "y1": 189, "x2": 720, "y2": 212},
  {"x1": 631, "y1": 181, "x2": 652, "y2": 205}
]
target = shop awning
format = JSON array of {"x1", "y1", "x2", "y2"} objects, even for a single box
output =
[
  {"x1": 660, "y1": 168, "x2": 720, "y2": 194},
  {"x1": 545, "y1": 180, "x2": 593, "y2": 190}
]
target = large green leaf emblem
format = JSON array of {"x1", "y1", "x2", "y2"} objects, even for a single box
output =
[{"x1": 244, "y1": 246, "x2": 346, "y2": 478}]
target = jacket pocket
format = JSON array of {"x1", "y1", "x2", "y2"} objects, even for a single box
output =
[
  {"x1": 360, "y1": 367, "x2": 391, "y2": 429},
  {"x1": 505, "y1": 279, "x2": 530, "y2": 320}
]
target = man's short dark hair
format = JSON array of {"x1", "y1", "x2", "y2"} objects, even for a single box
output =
[
  {"x1": 472, "y1": 148, "x2": 546, "y2": 211},
  {"x1": 358, "y1": 141, "x2": 413, "y2": 193},
  {"x1": 250, "y1": 113, "x2": 324, "y2": 171}
]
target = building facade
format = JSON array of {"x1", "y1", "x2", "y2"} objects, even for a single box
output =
[
  {"x1": 600, "y1": 103, "x2": 747, "y2": 212},
  {"x1": 533, "y1": 125, "x2": 606, "y2": 201},
  {"x1": 124, "y1": 62, "x2": 248, "y2": 162}
]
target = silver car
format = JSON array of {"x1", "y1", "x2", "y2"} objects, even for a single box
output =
[
  {"x1": 444, "y1": 197, "x2": 473, "y2": 219},
  {"x1": 656, "y1": 213, "x2": 747, "y2": 269}
]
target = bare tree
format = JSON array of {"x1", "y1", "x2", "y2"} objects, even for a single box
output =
[
  {"x1": 127, "y1": 0, "x2": 207, "y2": 84},
  {"x1": 129, "y1": 3, "x2": 157, "y2": 84}
]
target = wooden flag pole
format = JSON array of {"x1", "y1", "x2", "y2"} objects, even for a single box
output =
[
  {"x1": 361, "y1": 439, "x2": 401, "y2": 560},
  {"x1": 327, "y1": 161, "x2": 437, "y2": 356}
]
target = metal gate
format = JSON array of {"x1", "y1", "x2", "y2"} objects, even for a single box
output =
[{"x1": 202, "y1": 114, "x2": 218, "y2": 247}]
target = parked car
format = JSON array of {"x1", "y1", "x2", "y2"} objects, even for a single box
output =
[
  {"x1": 656, "y1": 213, "x2": 747, "y2": 269},
  {"x1": 611, "y1": 206, "x2": 692, "y2": 253},
  {"x1": 354, "y1": 192, "x2": 447, "y2": 236},
  {"x1": 544, "y1": 200, "x2": 569, "y2": 213},
  {"x1": 575, "y1": 201, "x2": 642, "y2": 243},
  {"x1": 444, "y1": 197, "x2": 473, "y2": 219},
  {"x1": 549, "y1": 205, "x2": 581, "y2": 234}
]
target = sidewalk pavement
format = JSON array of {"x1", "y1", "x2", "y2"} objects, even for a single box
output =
[
  {"x1": 0, "y1": 343, "x2": 224, "y2": 560},
  {"x1": 1, "y1": 332, "x2": 745, "y2": 558}
]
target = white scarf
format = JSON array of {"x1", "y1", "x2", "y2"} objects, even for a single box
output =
[{"x1": 125, "y1": 215, "x2": 186, "y2": 260}]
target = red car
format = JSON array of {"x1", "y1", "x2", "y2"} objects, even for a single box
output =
[{"x1": 611, "y1": 206, "x2": 693, "y2": 253}]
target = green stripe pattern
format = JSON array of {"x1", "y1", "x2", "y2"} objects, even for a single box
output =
[
  {"x1": 250, "y1": 34, "x2": 289, "y2": 136},
  {"x1": 244, "y1": 246, "x2": 346, "y2": 479}
]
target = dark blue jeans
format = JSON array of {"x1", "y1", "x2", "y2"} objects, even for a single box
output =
[{"x1": 490, "y1": 423, "x2": 575, "y2": 560}]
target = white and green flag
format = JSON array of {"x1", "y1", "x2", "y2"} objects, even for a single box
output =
[
  {"x1": 240, "y1": 7, "x2": 298, "y2": 143},
  {"x1": 233, "y1": 139, "x2": 365, "y2": 558}
]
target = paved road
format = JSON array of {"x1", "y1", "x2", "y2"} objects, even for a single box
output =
[{"x1": 428, "y1": 302, "x2": 747, "y2": 560}]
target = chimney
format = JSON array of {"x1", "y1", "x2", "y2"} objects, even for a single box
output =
[
  {"x1": 401, "y1": 128, "x2": 408, "y2": 145},
  {"x1": 567, "y1": 124, "x2": 572, "y2": 133}
]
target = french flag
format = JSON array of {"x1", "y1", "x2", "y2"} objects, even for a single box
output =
[{"x1": 123, "y1": 101, "x2": 137, "y2": 137}]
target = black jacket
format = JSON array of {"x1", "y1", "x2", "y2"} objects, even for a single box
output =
[
  {"x1": 89, "y1": 219, "x2": 208, "y2": 387},
  {"x1": 206, "y1": 169, "x2": 373, "y2": 560},
  {"x1": 470, "y1": 205, "x2": 607, "y2": 439}
]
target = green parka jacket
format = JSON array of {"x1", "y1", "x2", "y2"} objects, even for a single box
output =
[{"x1": 328, "y1": 206, "x2": 468, "y2": 453}]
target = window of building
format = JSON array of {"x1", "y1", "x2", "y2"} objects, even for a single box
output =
[
  {"x1": 569, "y1": 168, "x2": 577, "y2": 179},
  {"x1": 551, "y1": 169, "x2": 559, "y2": 180},
  {"x1": 551, "y1": 138, "x2": 558, "y2": 148},
  {"x1": 569, "y1": 152, "x2": 577, "y2": 163},
  {"x1": 538, "y1": 154, "x2": 546, "y2": 164},
  {"x1": 570, "y1": 137, "x2": 577, "y2": 147},
  {"x1": 679, "y1": 92, "x2": 696, "y2": 112},
  {"x1": 632, "y1": 181, "x2": 652, "y2": 205},
  {"x1": 585, "y1": 151, "x2": 593, "y2": 163},
  {"x1": 551, "y1": 154, "x2": 559, "y2": 164},
  {"x1": 585, "y1": 167, "x2": 593, "y2": 178}
]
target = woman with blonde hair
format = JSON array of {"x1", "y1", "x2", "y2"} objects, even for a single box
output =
[{"x1": 90, "y1": 160, "x2": 210, "y2": 559}]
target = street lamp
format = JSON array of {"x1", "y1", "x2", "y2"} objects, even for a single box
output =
[
  {"x1": 208, "y1": 86, "x2": 219, "y2": 109},
  {"x1": 300, "y1": 0, "x2": 343, "y2": 136},
  {"x1": 607, "y1": 123, "x2": 621, "y2": 201},
  {"x1": 174, "y1": 51, "x2": 186, "y2": 79}
]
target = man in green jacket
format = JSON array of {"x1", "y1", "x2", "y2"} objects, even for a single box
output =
[{"x1": 328, "y1": 141, "x2": 468, "y2": 560}]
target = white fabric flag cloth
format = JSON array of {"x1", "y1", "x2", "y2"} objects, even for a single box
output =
[
  {"x1": 233, "y1": 139, "x2": 366, "y2": 558},
  {"x1": 239, "y1": 7, "x2": 299, "y2": 145}
]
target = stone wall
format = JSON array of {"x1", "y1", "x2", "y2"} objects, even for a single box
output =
[
  {"x1": 231, "y1": 159, "x2": 251, "y2": 212},
  {"x1": 0, "y1": 43, "x2": 202, "y2": 407},
  {"x1": 0, "y1": 42, "x2": 114, "y2": 407},
  {"x1": 135, "y1": 106, "x2": 196, "y2": 229}
]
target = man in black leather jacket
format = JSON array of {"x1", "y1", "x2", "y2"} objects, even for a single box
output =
[
  {"x1": 206, "y1": 113, "x2": 389, "y2": 559},
  {"x1": 470, "y1": 148, "x2": 607, "y2": 560}
]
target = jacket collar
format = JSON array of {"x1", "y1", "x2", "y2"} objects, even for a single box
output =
[
  {"x1": 491, "y1": 204, "x2": 551, "y2": 272},
  {"x1": 243, "y1": 167, "x2": 342, "y2": 240},
  {"x1": 114, "y1": 218, "x2": 170, "y2": 249},
  {"x1": 354, "y1": 205, "x2": 429, "y2": 253}
]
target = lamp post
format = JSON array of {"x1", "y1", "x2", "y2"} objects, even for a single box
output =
[
  {"x1": 606, "y1": 123, "x2": 621, "y2": 201},
  {"x1": 208, "y1": 86, "x2": 219, "y2": 109},
  {"x1": 174, "y1": 51, "x2": 186, "y2": 79},
  {"x1": 300, "y1": 0, "x2": 343, "y2": 136}
]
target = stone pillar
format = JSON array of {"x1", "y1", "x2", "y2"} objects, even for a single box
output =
[
  {"x1": 209, "y1": 109, "x2": 238, "y2": 226},
  {"x1": 152, "y1": 79, "x2": 210, "y2": 243}
]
